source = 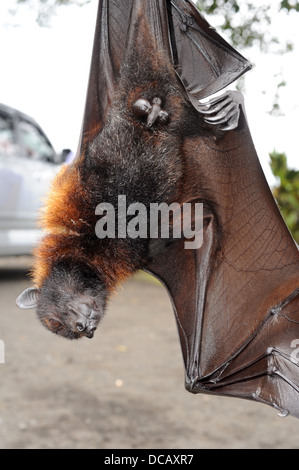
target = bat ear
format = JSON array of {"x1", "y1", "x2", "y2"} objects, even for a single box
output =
[{"x1": 16, "y1": 287, "x2": 40, "y2": 310}]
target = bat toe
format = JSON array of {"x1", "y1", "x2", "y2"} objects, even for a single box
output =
[{"x1": 199, "y1": 91, "x2": 241, "y2": 131}]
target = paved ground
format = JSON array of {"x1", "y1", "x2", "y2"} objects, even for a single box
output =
[{"x1": 0, "y1": 256, "x2": 298, "y2": 449}]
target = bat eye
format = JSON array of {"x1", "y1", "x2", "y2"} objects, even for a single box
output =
[{"x1": 47, "y1": 318, "x2": 62, "y2": 330}]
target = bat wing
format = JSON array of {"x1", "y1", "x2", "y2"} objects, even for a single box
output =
[
  {"x1": 77, "y1": 1, "x2": 299, "y2": 418},
  {"x1": 77, "y1": 0, "x2": 251, "y2": 155},
  {"x1": 147, "y1": 107, "x2": 299, "y2": 418},
  {"x1": 168, "y1": 0, "x2": 252, "y2": 102}
]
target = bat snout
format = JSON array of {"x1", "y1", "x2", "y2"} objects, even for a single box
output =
[
  {"x1": 68, "y1": 300, "x2": 102, "y2": 339},
  {"x1": 84, "y1": 327, "x2": 97, "y2": 339},
  {"x1": 75, "y1": 319, "x2": 98, "y2": 339}
]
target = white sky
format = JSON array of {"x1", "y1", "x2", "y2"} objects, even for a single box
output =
[{"x1": 0, "y1": 0, "x2": 298, "y2": 186}]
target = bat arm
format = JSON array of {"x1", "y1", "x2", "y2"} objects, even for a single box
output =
[
  {"x1": 146, "y1": 207, "x2": 219, "y2": 383},
  {"x1": 186, "y1": 215, "x2": 216, "y2": 381}
]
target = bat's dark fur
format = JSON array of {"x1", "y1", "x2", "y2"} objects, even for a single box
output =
[
  {"x1": 14, "y1": 3, "x2": 236, "y2": 340},
  {"x1": 22, "y1": 49, "x2": 206, "y2": 339},
  {"x1": 37, "y1": 260, "x2": 107, "y2": 339},
  {"x1": 17, "y1": 0, "x2": 299, "y2": 418}
]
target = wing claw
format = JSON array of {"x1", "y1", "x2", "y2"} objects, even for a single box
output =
[
  {"x1": 197, "y1": 95, "x2": 231, "y2": 114},
  {"x1": 198, "y1": 91, "x2": 241, "y2": 131}
]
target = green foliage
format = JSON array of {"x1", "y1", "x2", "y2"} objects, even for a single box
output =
[
  {"x1": 270, "y1": 151, "x2": 299, "y2": 242},
  {"x1": 195, "y1": 0, "x2": 296, "y2": 53},
  {"x1": 12, "y1": 0, "x2": 91, "y2": 27},
  {"x1": 280, "y1": 0, "x2": 299, "y2": 12},
  {"x1": 195, "y1": 0, "x2": 297, "y2": 111}
]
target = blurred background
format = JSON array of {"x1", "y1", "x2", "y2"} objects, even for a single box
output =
[{"x1": 0, "y1": 0, "x2": 298, "y2": 449}]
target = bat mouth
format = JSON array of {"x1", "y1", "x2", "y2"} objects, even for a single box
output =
[
  {"x1": 79, "y1": 328, "x2": 97, "y2": 339},
  {"x1": 67, "y1": 305, "x2": 102, "y2": 339}
]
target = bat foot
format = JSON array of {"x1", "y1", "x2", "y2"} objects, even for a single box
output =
[
  {"x1": 133, "y1": 97, "x2": 169, "y2": 127},
  {"x1": 198, "y1": 90, "x2": 243, "y2": 131}
]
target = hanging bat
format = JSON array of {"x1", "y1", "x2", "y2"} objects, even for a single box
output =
[{"x1": 16, "y1": 0, "x2": 299, "y2": 418}]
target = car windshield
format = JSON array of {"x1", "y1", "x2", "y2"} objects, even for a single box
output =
[
  {"x1": 0, "y1": 112, "x2": 17, "y2": 157},
  {"x1": 19, "y1": 119, "x2": 55, "y2": 161}
]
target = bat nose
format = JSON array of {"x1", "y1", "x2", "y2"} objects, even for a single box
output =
[
  {"x1": 85, "y1": 327, "x2": 97, "y2": 339},
  {"x1": 76, "y1": 321, "x2": 86, "y2": 332},
  {"x1": 76, "y1": 321, "x2": 97, "y2": 338}
]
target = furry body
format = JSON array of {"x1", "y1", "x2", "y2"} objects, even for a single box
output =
[
  {"x1": 17, "y1": 0, "x2": 299, "y2": 421},
  {"x1": 28, "y1": 48, "x2": 202, "y2": 338},
  {"x1": 34, "y1": 66, "x2": 189, "y2": 289}
]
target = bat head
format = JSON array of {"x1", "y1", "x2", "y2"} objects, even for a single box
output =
[{"x1": 16, "y1": 260, "x2": 107, "y2": 340}]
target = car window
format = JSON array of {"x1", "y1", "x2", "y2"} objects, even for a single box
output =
[
  {"x1": 19, "y1": 119, "x2": 55, "y2": 162},
  {"x1": 0, "y1": 112, "x2": 17, "y2": 157}
]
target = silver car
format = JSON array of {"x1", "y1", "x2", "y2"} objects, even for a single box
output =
[{"x1": 0, "y1": 103, "x2": 69, "y2": 256}]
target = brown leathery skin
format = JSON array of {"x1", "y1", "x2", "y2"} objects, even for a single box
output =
[{"x1": 17, "y1": 0, "x2": 299, "y2": 418}]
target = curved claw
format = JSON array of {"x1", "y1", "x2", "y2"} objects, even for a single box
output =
[
  {"x1": 220, "y1": 119, "x2": 240, "y2": 132},
  {"x1": 197, "y1": 95, "x2": 231, "y2": 115},
  {"x1": 205, "y1": 100, "x2": 236, "y2": 122},
  {"x1": 204, "y1": 103, "x2": 239, "y2": 124},
  {"x1": 205, "y1": 112, "x2": 240, "y2": 131},
  {"x1": 203, "y1": 102, "x2": 236, "y2": 123},
  {"x1": 198, "y1": 91, "x2": 242, "y2": 131}
]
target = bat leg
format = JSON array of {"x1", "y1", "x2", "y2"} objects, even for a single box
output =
[
  {"x1": 133, "y1": 97, "x2": 169, "y2": 127},
  {"x1": 197, "y1": 90, "x2": 244, "y2": 131}
]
